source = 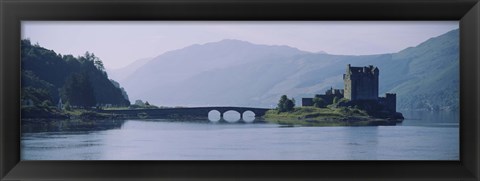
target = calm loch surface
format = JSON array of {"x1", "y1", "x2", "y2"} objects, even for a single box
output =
[{"x1": 21, "y1": 111, "x2": 459, "y2": 160}]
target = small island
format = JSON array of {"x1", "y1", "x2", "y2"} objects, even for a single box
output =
[
  {"x1": 264, "y1": 65, "x2": 404, "y2": 126},
  {"x1": 264, "y1": 106, "x2": 403, "y2": 127}
]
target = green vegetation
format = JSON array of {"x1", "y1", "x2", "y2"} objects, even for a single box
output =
[
  {"x1": 21, "y1": 105, "x2": 69, "y2": 119},
  {"x1": 60, "y1": 72, "x2": 96, "y2": 108},
  {"x1": 267, "y1": 94, "x2": 403, "y2": 127},
  {"x1": 20, "y1": 39, "x2": 142, "y2": 122},
  {"x1": 277, "y1": 95, "x2": 295, "y2": 112},
  {"x1": 128, "y1": 100, "x2": 159, "y2": 109},
  {"x1": 21, "y1": 39, "x2": 130, "y2": 110},
  {"x1": 312, "y1": 95, "x2": 327, "y2": 108},
  {"x1": 264, "y1": 107, "x2": 398, "y2": 126},
  {"x1": 333, "y1": 96, "x2": 339, "y2": 104}
]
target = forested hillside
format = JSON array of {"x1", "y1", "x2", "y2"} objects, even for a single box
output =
[{"x1": 21, "y1": 39, "x2": 130, "y2": 109}]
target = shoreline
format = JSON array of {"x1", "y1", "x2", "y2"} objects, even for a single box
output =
[
  {"x1": 263, "y1": 107, "x2": 404, "y2": 127},
  {"x1": 23, "y1": 106, "x2": 404, "y2": 127}
]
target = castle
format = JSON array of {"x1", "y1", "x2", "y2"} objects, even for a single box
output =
[
  {"x1": 302, "y1": 64, "x2": 397, "y2": 113},
  {"x1": 302, "y1": 87, "x2": 344, "y2": 107},
  {"x1": 344, "y1": 64, "x2": 378, "y2": 101}
]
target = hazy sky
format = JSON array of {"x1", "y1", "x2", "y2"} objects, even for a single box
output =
[{"x1": 22, "y1": 21, "x2": 458, "y2": 69}]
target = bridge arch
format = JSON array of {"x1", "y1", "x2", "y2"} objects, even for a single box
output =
[
  {"x1": 208, "y1": 110, "x2": 221, "y2": 122},
  {"x1": 242, "y1": 110, "x2": 255, "y2": 123},
  {"x1": 223, "y1": 110, "x2": 241, "y2": 123},
  {"x1": 97, "y1": 106, "x2": 271, "y2": 123}
]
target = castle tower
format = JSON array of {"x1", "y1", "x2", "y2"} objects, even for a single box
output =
[{"x1": 343, "y1": 64, "x2": 379, "y2": 101}]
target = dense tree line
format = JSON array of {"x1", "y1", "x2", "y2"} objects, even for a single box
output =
[
  {"x1": 21, "y1": 39, "x2": 130, "y2": 108},
  {"x1": 60, "y1": 72, "x2": 96, "y2": 108}
]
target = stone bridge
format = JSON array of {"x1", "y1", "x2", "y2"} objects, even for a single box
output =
[{"x1": 97, "y1": 106, "x2": 272, "y2": 121}]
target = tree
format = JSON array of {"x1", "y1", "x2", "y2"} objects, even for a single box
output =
[
  {"x1": 110, "y1": 79, "x2": 130, "y2": 100},
  {"x1": 277, "y1": 95, "x2": 295, "y2": 112},
  {"x1": 94, "y1": 57, "x2": 105, "y2": 72},
  {"x1": 60, "y1": 72, "x2": 96, "y2": 108},
  {"x1": 313, "y1": 96, "x2": 327, "y2": 108},
  {"x1": 277, "y1": 95, "x2": 288, "y2": 112},
  {"x1": 284, "y1": 99, "x2": 295, "y2": 112},
  {"x1": 135, "y1": 100, "x2": 145, "y2": 106},
  {"x1": 21, "y1": 40, "x2": 130, "y2": 108},
  {"x1": 84, "y1": 51, "x2": 95, "y2": 62}
]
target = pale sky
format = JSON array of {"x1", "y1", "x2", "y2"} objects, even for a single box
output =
[{"x1": 22, "y1": 21, "x2": 458, "y2": 69}]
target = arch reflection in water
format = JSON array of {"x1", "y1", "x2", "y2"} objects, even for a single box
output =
[
  {"x1": 208, "y1": 110, "x2": 221, "y2": 122},
  {"x1": 242, "y1": 111, "x2": 255, "y2": 123},
  {"x1": 223, "y1": 110, "x2": 241, "y2": 123}
]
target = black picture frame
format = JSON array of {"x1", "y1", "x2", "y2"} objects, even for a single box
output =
[{"x1": 1, "y1": 0, "x2": 479, "y2": 180}]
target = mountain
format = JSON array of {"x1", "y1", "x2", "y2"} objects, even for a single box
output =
[
  {"x1": 107, "y1": 57, "x2": 152, "y2": 82},
  {"x1": 121, "y1": 29, "x2": 459, "y2": 111},
  {"x1": 122, "y1": 39, "x2": 308, "y2": 103},
  {"x1": 382, "y1": 29, "x2": 459, "y2": 110}
]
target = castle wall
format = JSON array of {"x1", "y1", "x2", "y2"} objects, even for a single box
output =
[
  {"x1": 343, "y1": 65, "x2": 378, "y2": 101},
  {"x1": 317, "y1": 94, "x2": 340, "y2": 105},
  {"x1": 344, "y1": 73, "x2": 353, "y2": 100},
  {"x1": 385, "y1": 93, "x2": 396, "y2": 112},
  {"x1": 301, "y1": 88, "x2": 344, "y2": 107},
  {"x1": 378, "y1": 93, "x2": 396, "y2": 113},
  {"x1": 354, "y1": 74, "x2": 378, "y2": 100},
  {"x1": 302, "y1": 98, "x2": 314, "y2": 106},
  {"x1": 303, "y1": 64, "x2": 398, "y2": 115}
]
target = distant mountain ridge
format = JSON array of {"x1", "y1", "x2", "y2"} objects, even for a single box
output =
[
  {"x1": 122, "y1": 39, "x2": 308, "y2": 100},
  {"x1": 121, "y1": 29, "x2": 459, "y2": 111},
  {"x1": 107, "y1": 57, "x2": 152, "y2": 82}
]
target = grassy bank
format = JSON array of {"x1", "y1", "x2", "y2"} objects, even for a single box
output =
[{"x1": 264, "y1": 107, "x2": 399, "y2": 126}]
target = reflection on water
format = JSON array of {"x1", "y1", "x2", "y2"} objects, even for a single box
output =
[
  {"x1": 21, "y1": 110, "x2": 459, "y2": 160},
  {"x1": 242, "y1": 111, "x2": 256, "y2": 123},
  {"x1": 223, "y1": 110, "x2": 241, "y2": 123},
  {"x1": 400, "y1": 110, "x2": 459, "y2": 127},
  {"x1": 22, "y1": 119, "x2": 126, "y2": 133}
]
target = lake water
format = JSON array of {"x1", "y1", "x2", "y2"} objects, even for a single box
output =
[{"x1": 21, "y1": 111, "x2": 459, "y2": 160}]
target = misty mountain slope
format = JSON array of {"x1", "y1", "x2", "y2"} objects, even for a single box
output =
[
  {"x1": 387, "y1": 29, "x2": 459, "y2": 110},
  {"x1": 143, "y1": 54, "x2": 304, "y2": 107},
  {"x1": 122, "y1": 39, "x2": 308, "y2": 102},
  {"x1": 120, "y1": 29, "x2": 459, "y2": 110},
  {"x1": 141, "y1": 53, "x2": 398, "y2": 107},
  {"x1": 191, "y1": 53, "x2": 402, "y2": 107},
  {"x1": 291, "y1": 54, "x2": 394, "y2": 90},
  {"x1": 107, "y1": 57, "x2": 152, "y2": 82}
]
